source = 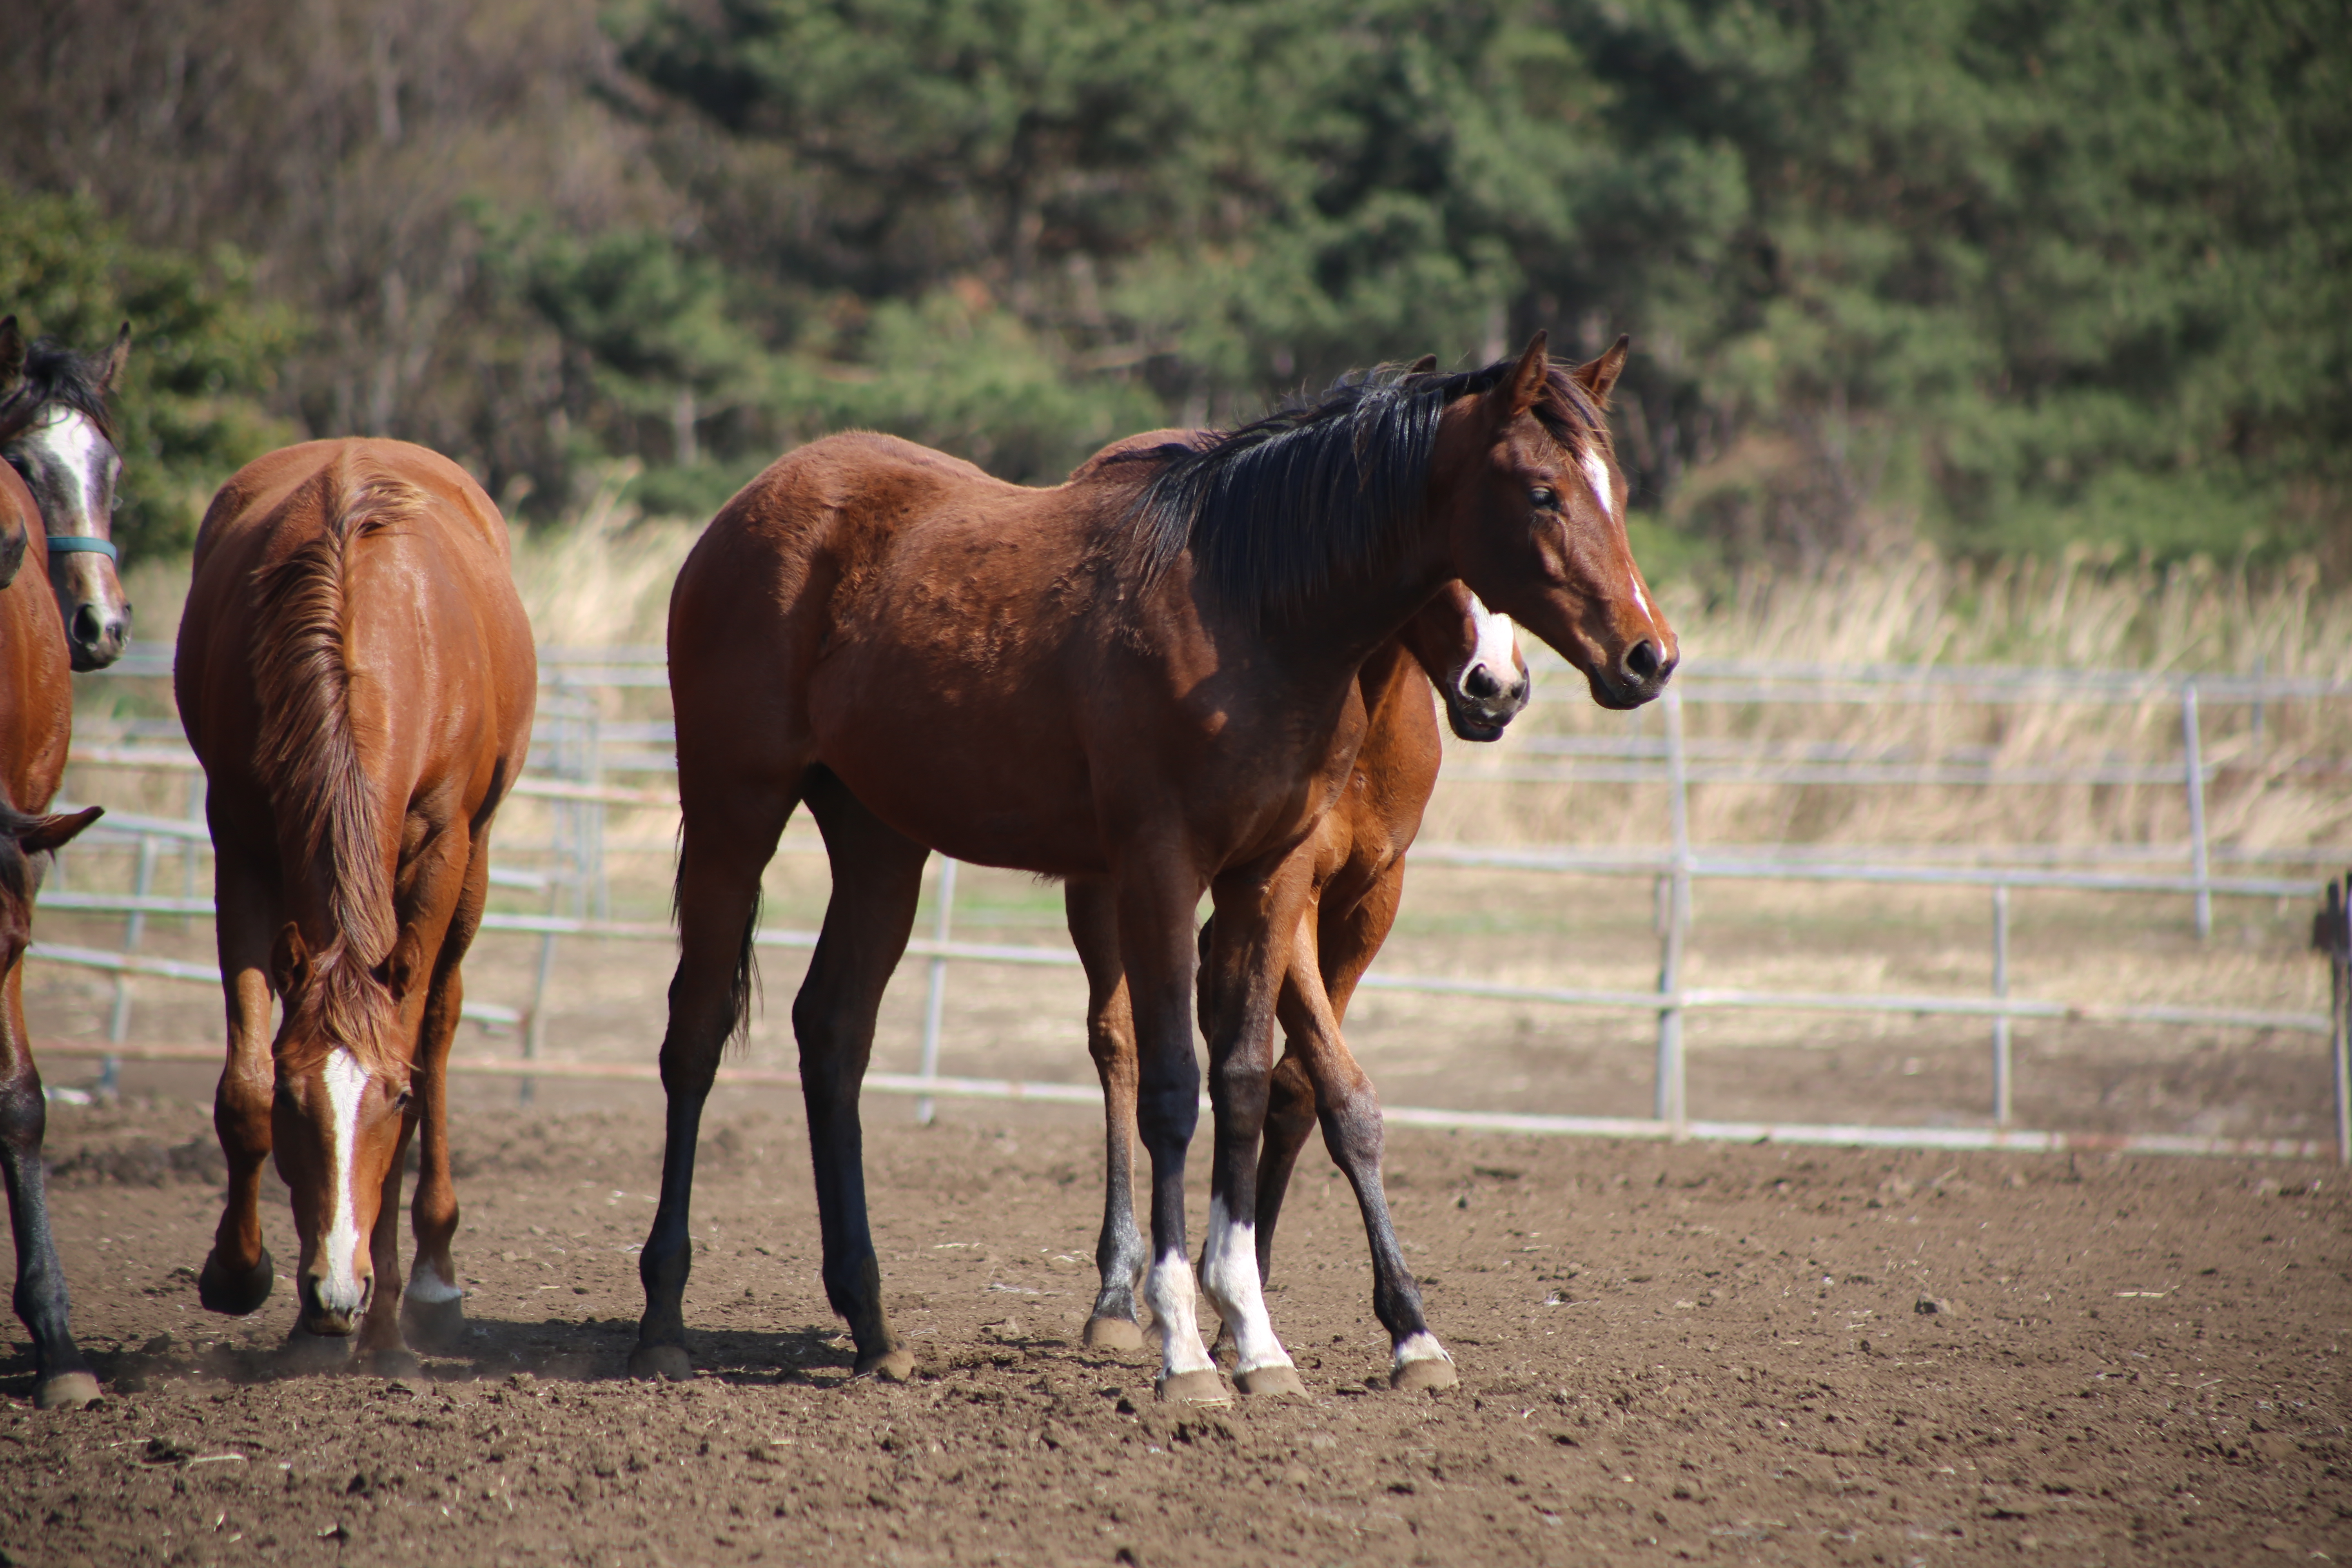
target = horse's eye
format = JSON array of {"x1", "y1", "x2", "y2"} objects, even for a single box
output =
[
  {"x1": 1529, "y1": 486, "x2": 1559, "y2": 510},
  {"x1": 391, "y1": 1087, "x2": 414, "y2": 1110}
]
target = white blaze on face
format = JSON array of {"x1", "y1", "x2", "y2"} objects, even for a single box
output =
[
  {"x1": 1580, "y1": 447, "x2": 1658, "y2": 629},
  {"x1": 20, "y1": 408, "x2": 113, "y2": 533},
  {"x1": 1144, "y1": 1249, "x2": 1218, "y2": 1379},
  {"x1": 1465, "y1": 595, "x2": 1518, "y2": 695},
  {"x1": 319, "y1": 1047, "x2": 371, "y2": 1313},
  {"x1": 1198, "y1": 1195, "x2": 1293, "y2": 1375}
]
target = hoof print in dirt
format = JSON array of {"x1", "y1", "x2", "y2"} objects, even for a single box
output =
[
  {"x1": 197, "y1": 1248, "x2": 276, "y2": 1316},
  {"x1": 1154, "y1": 1368, "x2": 1233, "y2": 1406},
  {"x1": 1080, "y1": 1315, "x2": 1146, "y2": 1352},
  {"x1": 278, "y1": 1330, "x2": 354, "y2": 1375},
  {"x1": 1233, "y1": 1364, "x2": 1306, "y2": 1398},
  {"x1": 855, "y1": 1346, "x2": 916, "y2": 1382},
  {"x1": 1391, "y1": 1356, "x2": 1459, "y2": 1392},
  {"x1": 399, "y1": 1293, "x2": 467, "y2": 1354},
  {"x1": 628, "y1": 1344, "x2": 694, "y2": 1382},
  {"x1": 35, "y1": 1371, "x2": 103, "y2": 1410},
  {"x1": 360, "y1": 1347, "x2": 423, "y2": 1381}
]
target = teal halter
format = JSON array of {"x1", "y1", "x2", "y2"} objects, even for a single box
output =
[{"x1": 45, "y1": 535, "x2": 118, "y2": 561}]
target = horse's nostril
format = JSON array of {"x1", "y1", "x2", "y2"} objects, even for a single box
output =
[
  {"x1": 1623, "y1": 639, "x2": 1661, "y2": 681},
  {"x1": 71, "y1": 606, "x2": 103, "y2": 646},
  {"x1": 1463, "y1": 665, "x2": 1503, "y2": 701}
]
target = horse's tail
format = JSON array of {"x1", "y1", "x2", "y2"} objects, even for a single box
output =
[{"x1": 250, "y1": 459, "x2": 421, "y2": 996}]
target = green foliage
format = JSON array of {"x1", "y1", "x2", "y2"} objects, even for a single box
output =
[{"x1": 0, "y1": 187, "x2": 294, "y2": 557}]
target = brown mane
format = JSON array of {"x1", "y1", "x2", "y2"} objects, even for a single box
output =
[{"x1": 250, "y1": 461, "x2": 420, "y2": 1070}]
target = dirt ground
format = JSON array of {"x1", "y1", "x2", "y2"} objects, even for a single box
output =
[{"x1": 4, "y1": 1082, "x2": 2345, "y2": 1567}]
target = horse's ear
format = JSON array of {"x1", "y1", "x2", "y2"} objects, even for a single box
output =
[
  {"x1": 16, "y1": 805, "x2": 102, "y2": 855},
  {"x1": 97, "y1": 322, "x2": 131, "y2": 394},
  {"x1": 0, "y1": 316, "x2": 23, "y2": 394},
  {"x1": 1408, "y1": 354, "x2": 1438, "y2": 374},
  {"x1": 1572, "y1": 335, "x2": 1630, "y2": 408},
  {"x1": 272, "y1": 923, "x2": 312, "y2": 998},
  {"x1": 1488, "y1": 331, "x2": 1549, "y2": 417},
  {"x1": 372, "y1": 927, "x2": 426, "y2": 1004}
]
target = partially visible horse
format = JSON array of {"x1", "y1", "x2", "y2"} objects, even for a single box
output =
[
  {"x1": 0, "y1": 459, "x2": 106, "y2": 1408},
  {"x1": 637, "y1": 334, "x2": 1673, "y2": 1401},
  {"x1": 0, "y1": 317, "x2": 135, "y2": 670},
  {"x1": 1070, "y1": 572, "x2": 1528, "y2": 1388},
  {"x1": 175, "y1": 439, "x2": 535, "y2": 1371}
]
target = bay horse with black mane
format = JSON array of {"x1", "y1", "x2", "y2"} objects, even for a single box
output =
[
  {"x1": 1060, "y1": 421, "x2": 1534, "y2": 1387},
  {"x1": 639, "y1": 334, "x2": 1673, "y2": 1401},
  {"x1": 176, "y1": 439, "x2": 535, "y2": 1372},
  {"x1": 0, "y1": 450, "x2": 106, "y2": 1408},
  {"x1": 0, "y1": 316, "x2": 136, "y2": 670}
]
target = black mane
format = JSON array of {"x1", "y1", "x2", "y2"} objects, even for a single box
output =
[
  {"x1": 0, "y1": 336, "x2": 118, "y2": 443},
  {"x1": 1122, "y1": 354, "x2": 1605, "y2": 619}
]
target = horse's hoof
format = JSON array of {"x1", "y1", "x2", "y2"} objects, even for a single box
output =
[
  {"x1": 400, "y1": 1292, "x2": 467, "y2": 1354},
  {"x1": 628, "y1": 1343, "x2": 694, "y2": 1382},
  {"x1": 1234, "y1": 1363, "x2": 1306, "y2": 1398},
  {"x1": 34, "y1": 1372, "x2": 102, "y2": 1410},
  {"x1": 279, "y1": 1329, "x2": 353, "y2": 1374},
  {"x1": 1081, "y1": 1314, "x2": 1145, "y2": 1352},
  {"x1": 1391, "y1": 1355, "x2": 1459, "y2": 1392},
  {"x1": 359, "y1": 1347, "x2": 422, "y2": 1381},
  {"x1": 197, "y1": 1247, "x2": 275, "y2": 1316},
  {"x1": 854, "y1": 1345, "x2": 915, "y2": 1382},
  {"x1": 1154, "y1": 1368, "x2": 1233, "y2": 1405}
]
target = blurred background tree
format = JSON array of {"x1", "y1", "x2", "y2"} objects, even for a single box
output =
[{"x1": 1, "y1": 0, "x2": 2341, "y2": 577}]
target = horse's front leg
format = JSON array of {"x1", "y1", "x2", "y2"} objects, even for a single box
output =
[
  {"x1": 402, "y1": 836, "x2": 491, "y2": 1355},
  {"x1": 0, "y1": 958, "x2": 99, "y2": 1408},
  {"x1": 199, "y1": 848, "x2": 281, "y2": 1317},
  {"x1": 1116, "y1": 858, "x2": 1225, "y2": 1403},
  {"x1": 1065, "y1": 878, "x2": 1149, "y2": 1352},
  {"x1": 1193, "y1": 851, "x2": 1315, "y2": 1397}
]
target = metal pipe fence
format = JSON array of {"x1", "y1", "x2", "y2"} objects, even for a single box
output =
[{"x1": 34, "y1": 643, "x2": 2352, "y2": 1163}]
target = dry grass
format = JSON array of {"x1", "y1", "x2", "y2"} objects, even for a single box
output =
[{"x1": 1430, "y1": 549, "x2": 2352, "y2": 855}]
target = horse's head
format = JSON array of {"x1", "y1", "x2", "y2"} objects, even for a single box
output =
[
  {"x1": 0, "y1": 318, "x2": 134, "y2": 670},
  {"x1": 0, "y1": 804, "x2": 103, "y2": 994},
  {"x1": 1436, "y1": 333, "x2": 1675, "y2": 711},
  {"x1": 267, "y1": 924, "x2": 420, "y2": 1335},
  {"x1": 1398, "y1": 581, "x2": 1530, "y2": 741}
]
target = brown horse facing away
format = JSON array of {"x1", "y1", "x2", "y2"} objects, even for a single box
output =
[
  {"x1": 641, "y1": 335, "x2": 1673, "y2": 1402},
  {"x1": 1068, "y1": 570, "x2": 1530, "y2": 1390},
  {"x1": 175, "y1": 439, "x2": 535, "y2": 1372},
  {"x1": 0, "y1": 316, "x2": 136, "y2": 670},
  {"x1": 0, "y1": 462, "x2": 106, "y2": 1409}
]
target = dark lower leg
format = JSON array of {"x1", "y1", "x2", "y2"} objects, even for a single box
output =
[
  {"x1": 0, "y1": 1040, "x2": 96, "y2": 1403},
  {"x1": 1251, "y1": 1051, "x2": 1318, "y2": 1283},
  {"x1": 1067, "y1": 880, "x2": 1147, "y2": 1339}
]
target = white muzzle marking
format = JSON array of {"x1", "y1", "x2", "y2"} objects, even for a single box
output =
[
  {"x1": 318, "y1": 1047, "x2": 371, "y2": 1318},
  {"x1": 1464, "y1": 595, "x2": 1519, "y2": 696},
  {"x1": 1145, "y1": 1248, "x2": 1218, "y2": 1379},
  {"x1": 1198, "y1": 1196, "x2": 1293, "y2": 1376}
]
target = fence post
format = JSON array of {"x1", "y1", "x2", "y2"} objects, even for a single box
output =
[
  {"x1": 1991, "y1": 883, "x2": 2011, "y2": 1128},
  {"x1": 916, "y1": 856, "x2": 959, "y2": 1125},
  {"x1": 2182, "y1": 682, "x2": 2211, "y2": 939},
  {"x1": 1655, "y1": 687, "x2": 1690, "y2": 1136},
  {"x1": 106, "y1": 831, "x2": 161, "y2": 1049},
  {"x1": 2331, "y1": 874, "x2": 2350, "y2": 1169}
]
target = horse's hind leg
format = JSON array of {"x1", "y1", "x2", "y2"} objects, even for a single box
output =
[
  {"x1": 398, "y1": 831, "x2": 492, "y2": 1357},
  {"x1": 0, "y1": 961, "x2": 98, "y2": 1408},
  {"x1": 632, "y1": 779, "x2": 797, "y2": 1381},
  {"x1": 199, "y1": 846, "x2": 280, "y2": 1317},
  {"x1": 1301, "y1": 865, "x2": 1453, "y2": 1390},
  {"x1": 1065, "y1": 878, "x2": 1147, "y2": 1351},
  {"x1": 796, "y1": 771, "x2": 928, "y2": 1379}
]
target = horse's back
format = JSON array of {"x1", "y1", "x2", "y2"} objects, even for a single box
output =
[
  {"x1": 0, "y1": 465, "x2": 69, "y2": 812},
  {"x1": 177, "y1": 439, "x2": 535, "y2": 832}
]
